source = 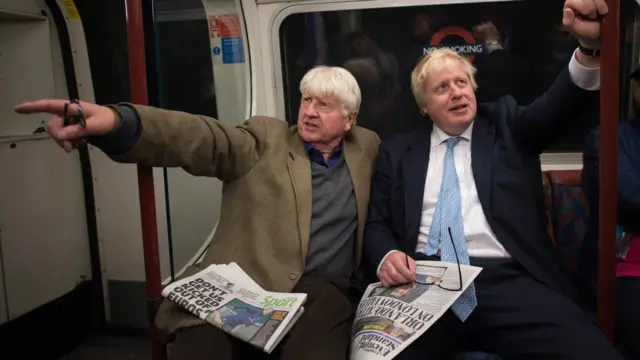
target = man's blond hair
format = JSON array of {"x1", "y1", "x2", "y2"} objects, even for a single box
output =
[{"x1": 411, "y1": 48, "x2": 478, "y2": 114}]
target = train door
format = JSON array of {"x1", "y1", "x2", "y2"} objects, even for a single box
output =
[
  {"x1": 0, "y1": 0, "x2": 98, "y2": 356},
  {"x1": 65, "y1": 0, "x2": 255, "y2": 331}
]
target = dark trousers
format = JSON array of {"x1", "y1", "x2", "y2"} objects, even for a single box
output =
[
  {"x1": 166, "y1": 276, "x2": 354, "y2": 360},
  {"x1": 397, "y1": 254, "x2": 625, "y2": 360},
  {"x1": 616, "y1": 276, "x2": 640, "y2": 359}
]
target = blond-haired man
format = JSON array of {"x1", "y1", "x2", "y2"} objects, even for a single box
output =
[
  {"x1": 15, "y1": 66, "x2": 380, "y2": 359},
  {"x1": 363, "y1": 0, "x2": 623, "y2": 359}
]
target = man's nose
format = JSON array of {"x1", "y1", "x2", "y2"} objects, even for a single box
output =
[
  {"x1": 451, "y1": 85, "x2": 463, "y2": 98},
  {"x1": 304, "y1": 106, "x2": 319, "y2": 117}
]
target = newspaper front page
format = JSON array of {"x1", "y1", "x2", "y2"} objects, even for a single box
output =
[
  {"x1": 350, "y1": 260, "x2": 482, "y2": 360},
  {"x1": 161, "y1": 263, "x2": 307, "y2": 354}
]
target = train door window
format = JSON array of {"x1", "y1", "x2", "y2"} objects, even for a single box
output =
[{"x1": 278, "y1": 0, "x2": 593, "y2": 153}]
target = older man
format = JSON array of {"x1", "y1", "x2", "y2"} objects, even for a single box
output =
[
  {"x1": 363, "y1": 0, "x2": 623, "y2": 359},
  {"x1": 15, "y1": 66, "x2": 380, "y2": 360}
]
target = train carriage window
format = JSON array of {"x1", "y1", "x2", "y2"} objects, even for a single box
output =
[{"x1": 279, "y1": 0, "x2": 596, "y2": 152}]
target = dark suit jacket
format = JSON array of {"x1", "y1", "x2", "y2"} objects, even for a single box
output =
[
  {"x1": 363, "y1": 67, "x2": 598, "y2": 301},
  {"x1": 579, "y1": 121, "x2": 640, "y2": 300}
]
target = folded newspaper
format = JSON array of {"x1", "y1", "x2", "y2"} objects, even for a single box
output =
[
  {"x1": 350, "y1": 260, "x2": 482, "y2": 360},
  {"x1": 161, "y1": 263, "x2": 307, "y2": 354}
]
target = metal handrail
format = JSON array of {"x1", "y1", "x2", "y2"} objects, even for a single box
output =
[
  {"x1": 597, "y1": 0, "x2": 620, "y2": 342},
  {"x1": 124, "y1": 0, "x2": 165, "y2": 359}
]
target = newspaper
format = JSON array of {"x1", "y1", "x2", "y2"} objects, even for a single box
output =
[
  {"x1": 350, "y1": 260, "x2": 482, "y2": 360},
  {"x1": 161, "y1": 263, "x2": 307, "y2": 354}
]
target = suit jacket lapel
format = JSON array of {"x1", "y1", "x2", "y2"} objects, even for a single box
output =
[
  {"x1": 471, "y1": 115, "x2": 495, "y2": 219},
  {"x1": 402, "y1": 125, "x2": 432, "y2": 247},
  {"x1": 343, "y1": 136, "x2": 366, "y2": 267},
  {"x1": 287, "y1": 130, "x2": 312, "y2": 267}
]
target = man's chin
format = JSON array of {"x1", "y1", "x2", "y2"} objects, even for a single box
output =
[
  {"x1": 298, "y1": 131, "x2": 319, "y2": 143},
  {"x1": 450, "y1": 116, "x2": 474, "y2": 129},
  {"x1": 299, "y1": 136, "x2": 315, "y2": 144}
]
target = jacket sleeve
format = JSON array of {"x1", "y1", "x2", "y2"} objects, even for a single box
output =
[
  {"x1": 510, "y1": 52, "x2": 599, "y2": 154},
  {"x1": 88, "y1": 103, "x2": 271, "y2": 182}
]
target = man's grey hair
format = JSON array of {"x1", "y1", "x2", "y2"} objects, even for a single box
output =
[{"x1": 299, "y1": 65, "x2": 362, "y2": 117}]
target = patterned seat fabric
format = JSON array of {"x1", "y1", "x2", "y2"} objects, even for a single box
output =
[
  {"x1": 542, "y1": 172, "x2": 556, "y2": 245},
  {"x1": 546, "y1": 170, "x2": 589, "y2": 272}
]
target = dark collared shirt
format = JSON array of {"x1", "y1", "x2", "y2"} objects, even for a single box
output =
[{"x1": 304, "y1": 141, "x2": 344, "y2": 168}]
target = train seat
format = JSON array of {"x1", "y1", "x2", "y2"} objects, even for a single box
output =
[{"x1": 457, "y1": 169, "x2": 588, "y2": 360}]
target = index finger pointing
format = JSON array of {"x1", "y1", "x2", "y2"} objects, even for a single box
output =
[{"x1": 14, "y1": 99, "x2": 70, "y2": 116}]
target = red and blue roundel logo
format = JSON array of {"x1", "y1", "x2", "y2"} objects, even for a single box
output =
[{"x1": 423, "y1": 26, "x2": 483, "y2": 63}]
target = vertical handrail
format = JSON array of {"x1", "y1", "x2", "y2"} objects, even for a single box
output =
[
  {"x1": 597, "y1": 0, "x2": 620, "y2": 342},
  {"x1": 124, "y1": 0, "x2": 165, "y2": 359}
]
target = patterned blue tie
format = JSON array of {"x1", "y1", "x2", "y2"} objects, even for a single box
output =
[{"x1": 425, "y1": 137, "x2": 477, "y2": 321}]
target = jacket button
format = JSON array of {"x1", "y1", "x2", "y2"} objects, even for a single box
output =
[{"x1": 289, "y1": 273, "x2": 298, "y2": 280}]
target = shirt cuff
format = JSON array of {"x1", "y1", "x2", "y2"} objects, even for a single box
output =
[
  {"x1": 568, "y1": 48, "x2": 600, "y2": 91},
  {"x1": 376, "y1": 250, "x2": 401, "y2": 276}
]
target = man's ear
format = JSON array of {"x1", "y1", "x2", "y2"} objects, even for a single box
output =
[{"x1": 345, "y1": 111, "x2": 357, "y2": 131}]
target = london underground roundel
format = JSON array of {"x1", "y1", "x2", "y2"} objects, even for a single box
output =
[{"x1": 424, "y1": 26, "x2": 483, "y2": 63}]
